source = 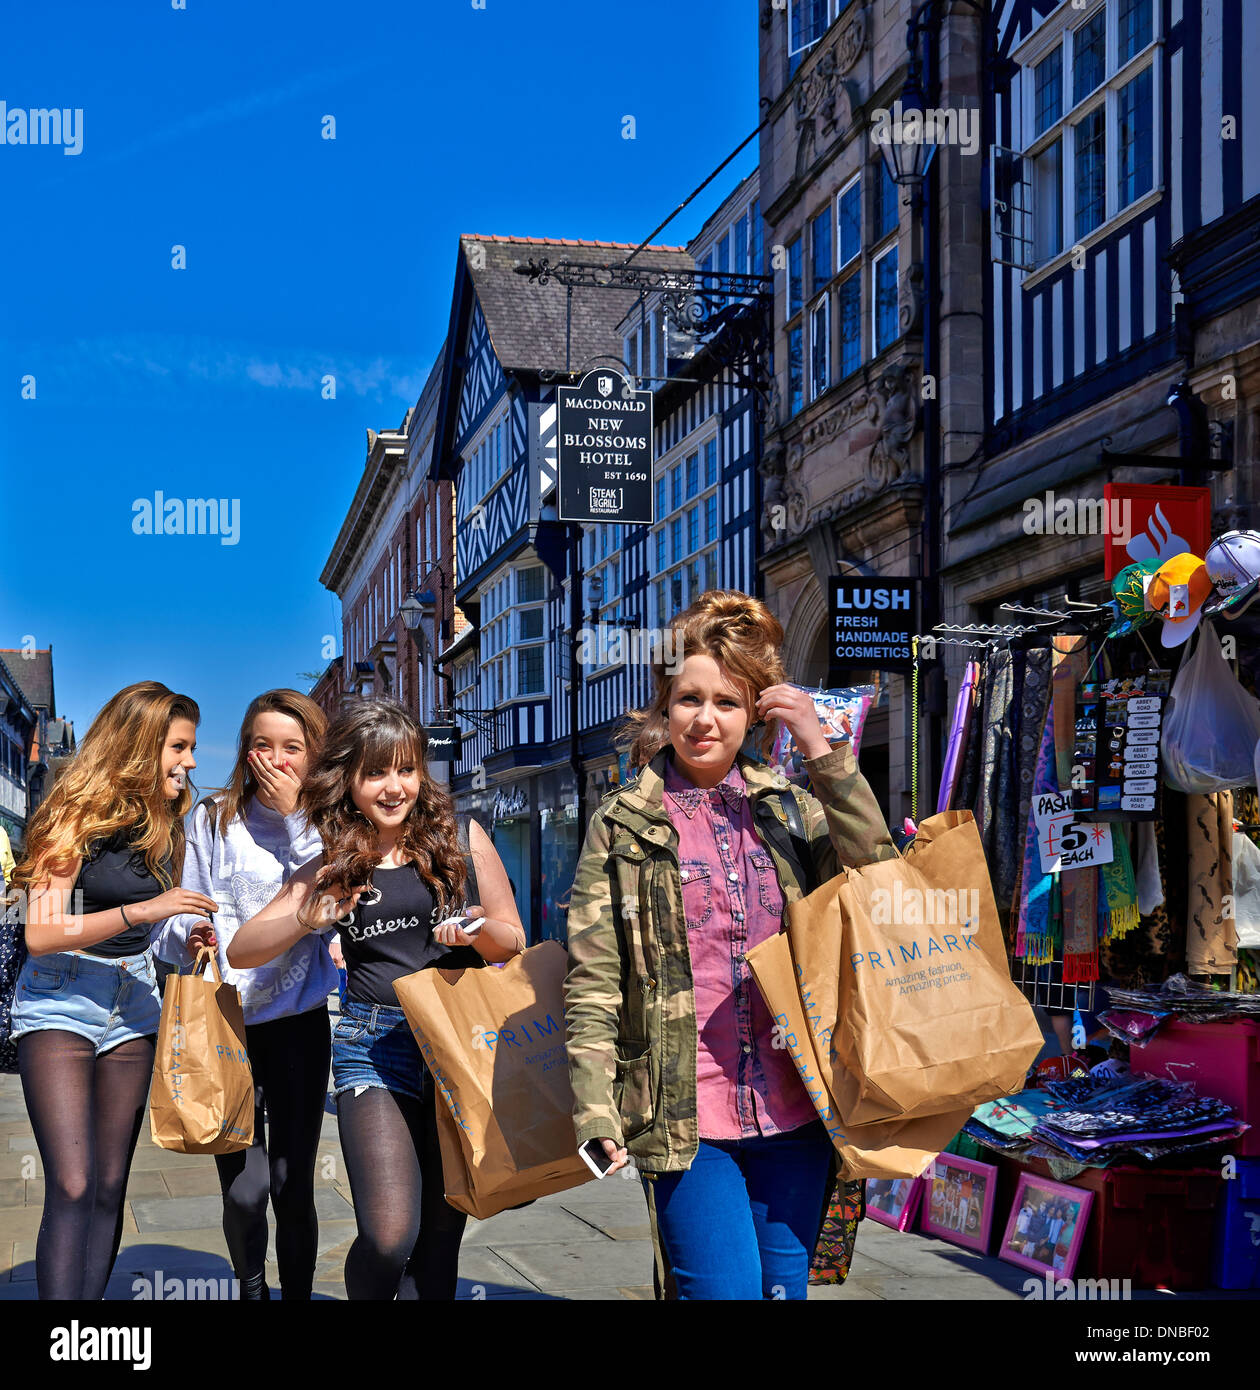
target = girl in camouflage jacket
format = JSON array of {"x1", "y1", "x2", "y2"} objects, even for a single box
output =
[{"x1": 563, "y1": 590, "x2": 896, "y2": 1299}]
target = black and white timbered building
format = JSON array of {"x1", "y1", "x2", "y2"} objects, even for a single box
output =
[{"x1": 945, "y1": 0, "x2": 1260, "y2": 631}]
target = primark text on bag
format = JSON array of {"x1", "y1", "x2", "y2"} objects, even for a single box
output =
[{"x1": 393, "y1": 941, "x2": 592, "y2": 1220}]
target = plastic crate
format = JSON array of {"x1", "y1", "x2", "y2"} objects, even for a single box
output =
[
  {"x1": 1212, "y1": 1157, "x2": 1260, "y2": 1289},
  {"x1": 1009, "y1": 1157, "x2": 1221, "y2": 1290},
  {"x1": 1131, "y1": 1019, "x2": 1260, "y2": 1157}
]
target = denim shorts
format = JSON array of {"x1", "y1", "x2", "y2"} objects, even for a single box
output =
[
  {"x1": 331, "y1": 999, "x2": 430, "y2": 1102},
  {"x1": 10, "y1": 948, "x2": 161, "y2": 1055}
]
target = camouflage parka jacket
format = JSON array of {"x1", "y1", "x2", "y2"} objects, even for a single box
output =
[{"x1": 562, "y1": 741, "x2": 897, "y2": 1174}]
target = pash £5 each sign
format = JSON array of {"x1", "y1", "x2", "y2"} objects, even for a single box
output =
[{"x1": 1032, "y1": 792, "x2": 1114, "y2": 873}]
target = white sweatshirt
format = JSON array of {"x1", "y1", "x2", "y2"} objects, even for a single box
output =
[{"x1": 153, "y1": 795, "x2": 337, "y2": 1027}]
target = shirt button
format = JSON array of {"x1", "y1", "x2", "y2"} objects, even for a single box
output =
[
  {"x1": 742, "y1": 1043, "x2": 752, "y2": 1054},
  {"x1": 728, "y1": 871, "x2": 738, "y2": 882},
  {"x1": 733, "y1": 912, "x2": 744, "y2": 921}
]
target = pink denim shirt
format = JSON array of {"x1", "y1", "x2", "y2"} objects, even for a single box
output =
[{"x1": 663, "y1": 756, "x2": 819, "y2": 1141}]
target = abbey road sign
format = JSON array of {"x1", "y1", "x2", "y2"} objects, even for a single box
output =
[{"x1": 556, "y1": 368, "x2": 653, "y2": 524}]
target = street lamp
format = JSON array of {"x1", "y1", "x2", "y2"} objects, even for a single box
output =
[
  {"x1": 879, "y1": 62, "x2": 938, "y2": 187},
  {"x1": 398, "y1": 589, "x2": 433, "y2": 632}
]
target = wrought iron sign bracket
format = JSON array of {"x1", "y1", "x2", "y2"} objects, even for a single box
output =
[{"x1": 514, "y1": 258, "x2": 775, "y2": 418}]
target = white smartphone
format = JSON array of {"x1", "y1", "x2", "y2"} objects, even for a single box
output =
[
  {"x1": 578, "y1": 1138, "x2": 615, "y2": 1179},
  {"x1": 435, "y1": 913, "x2": 486, "y2": 938}
]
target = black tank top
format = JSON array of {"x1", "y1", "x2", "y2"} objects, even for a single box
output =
[
  {"x1": 70, "y1": 830, "x2": 169, "y2": 958},
  {"x1": 341, "y1": 861, "x2": 483, "y2": 1006}
]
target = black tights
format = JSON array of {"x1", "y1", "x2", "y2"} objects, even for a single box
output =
[
  {"x1": 18, "y1": 1029, "x2": 155, "y2": 1301},
  {"x1": 336, "y1": 1082, "x2": 466, "y2": 1300},
  {"x1": 214, "y1": 1005, "x2": 331, "y2": 1301}
]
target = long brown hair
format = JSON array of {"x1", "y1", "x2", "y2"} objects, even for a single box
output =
[
  {"x1": 300, "y1": 700, "x2": 467, "y2": 915},
  {"x1": 617, "y1": 589, "x2": 786, "y2": 769},
  {"x1": 210, "y1": 689, "x2": 328, "y2": 836},
  {"x1": 14, "y1": 680, "x2": 199, "y2": 894}
]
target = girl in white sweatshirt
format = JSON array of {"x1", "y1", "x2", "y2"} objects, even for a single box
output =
[{"x1": 154, "y1": 689, "x2": 334, "y2": 1301}]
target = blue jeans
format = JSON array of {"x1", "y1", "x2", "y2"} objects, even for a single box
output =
[{"x1": 653, "y1": 1120, "x2": 832, "y2": 1300}]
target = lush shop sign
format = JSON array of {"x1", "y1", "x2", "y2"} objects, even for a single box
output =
[
  {"x1": 829, "y1": 576, "x2": 919, "y2": 674},
  {"x1": 556, "y1": 369, "x2": 653, "y2": 524}
]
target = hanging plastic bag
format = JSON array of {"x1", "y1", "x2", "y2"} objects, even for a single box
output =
[
  {"x1": 769, "y1": 684, "x2": 877, "y2": 783},
  {"x1": 1161, "y1": 624, "x2": 1260, "y2": 793}
]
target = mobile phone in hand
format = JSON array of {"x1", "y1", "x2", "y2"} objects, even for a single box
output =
[
  {"x1": 436, "y1": 913, "x2": 485, "y2": 938},
  {"x1": 578, "y1": 1138, "x2": 615, "y2": 1179}
]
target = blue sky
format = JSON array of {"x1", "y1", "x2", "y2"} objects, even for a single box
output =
[{"x1": 0, "y1": 0, "x2": 758, "y2": 793}]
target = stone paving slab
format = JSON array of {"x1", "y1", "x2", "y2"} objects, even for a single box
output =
[
  {"x1": 158, "y1": 1166, "x2": 221, "y2": 1198},
  {"x1": 131, "y1": 1187, "x2": 352, "y2": 1234},
  {"x1": 455, "y1": 1244, "x2": 541, "y2": 1296},
  {"x1": 461, "y1": 1204, "x2": 609, "y2": 1248},
  {"x1": 488, "y1": 1237, "x2": 655, "y2": 1293}
]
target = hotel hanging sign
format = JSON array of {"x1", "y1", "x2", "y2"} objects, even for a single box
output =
[
  {"x1": 829, "y1": 576, "x2": 920, "y2": 675},
  {"x1": 556, "y1": 369, "x2": 653, "y2": 525}
]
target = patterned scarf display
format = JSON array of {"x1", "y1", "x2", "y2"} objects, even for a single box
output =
[
  {"x1": 1016, "y1": 681, "x2": 1059, "y2": 964},
  {"x1": 1186, "y1": 791, "x2": 1237, "y2": 976},
  {"x1": 1100, "y1": 829, "x2": 1140, "y2": 944}
]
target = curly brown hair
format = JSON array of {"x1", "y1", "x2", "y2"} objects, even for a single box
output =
[
  {"x1": 617, "y1": 589, "x2": 786, "y2": 769},
  {"x1": 299, "y1": 699, "x2": 467, "y2": 915}
]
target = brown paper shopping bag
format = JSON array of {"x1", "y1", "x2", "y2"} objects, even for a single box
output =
[
  {"x1": 393, "y1": 941, "x2": 592, "y2": 1220},
  {"x1": 149, "y1": 947, "x2": 254, "y2": 1155},
  {"x1": 747, "y1": 930, "x2": 969, "y2": 1181},
  {"x1": 790, "y1": 810, "x2": 1042, "y2": 1127}
]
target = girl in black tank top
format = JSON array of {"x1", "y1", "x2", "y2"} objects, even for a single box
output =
[
  {"x1": 227, "y1": 700, "x2": 525, "y2": 1300},
  {"x1": 340, "y1": 841, "x2": 483, "y2": 1005}
]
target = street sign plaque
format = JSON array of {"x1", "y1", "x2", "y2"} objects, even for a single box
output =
[{"x1": 556, "y1": 368, "x2": 653, "y2": 525}]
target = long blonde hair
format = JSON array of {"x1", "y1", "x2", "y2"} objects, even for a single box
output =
[
  {"x1": 13, "y1": 680, "x2": 200, "y2": 894},
  {"x1": 617, "y1": 589, "x2": 786, "y2": 769},
  {"x1": 209, "y1": 689, "x2": 327, "y2": 836}
]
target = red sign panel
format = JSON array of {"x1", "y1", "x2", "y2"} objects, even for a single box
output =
[{"x1": 1103, "y1": 483, "x2": 1212, "y2": 580}]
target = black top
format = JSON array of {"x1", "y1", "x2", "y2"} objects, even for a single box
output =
[
  {"x1": 341, "y1": 860, "x2": 483, "y2": 1006},
  {"x1": 69, "y1": 830, "x2": 168, "y2": 958}
]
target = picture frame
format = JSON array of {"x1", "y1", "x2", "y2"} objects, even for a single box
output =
[
  {"x1": 918, "y1": 1154, "x2": 999, "y2": 1253},
  {"x1": 864, "y1": 1176, "x2": 924, "y2": 1232},
  {"x1": 998, "y1": 1173, "x2": 1094, "y2": 1281}
]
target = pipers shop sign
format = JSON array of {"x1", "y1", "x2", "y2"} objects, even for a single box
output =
[
  {"x1": 829, "y1": 577, "x2": 920, "y2": 675},
  {"x1": 557, "y1": 369, "x2": 653, "y2": 525}
]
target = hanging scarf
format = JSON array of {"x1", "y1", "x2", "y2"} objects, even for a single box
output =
[
  {"x1": 937, "y1": 660, "x2": 980, "y2": 814},
  {"x1": 1062, "y1": 864, "x2": 1099, "y2": 983},
  {"x1": 1100, "y1": 828, "x2": 1140, "y2": 944},
  {"x1": 1017, "y1": 682, "x2": 1059, "y2": 963},
  {"x1": 975, "y1": 649, "x2": 1014, "y2": 860},
  {"x1": 1186, "y1": 791, "x2": 1237, "y2": 976}
]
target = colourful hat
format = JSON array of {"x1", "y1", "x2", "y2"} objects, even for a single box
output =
[
  {"x1": 1147, "y1": 552, "x2": 1212, "y2": 648},
  {"x1": 1203, "y1": 529, "x2": 1260, "y2": 619},
  {"x1": 1107, "y1": 557, "x2": 1163, "y2": 639}
]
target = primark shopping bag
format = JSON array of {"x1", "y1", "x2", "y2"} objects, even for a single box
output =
[
  {"x1": 747, "y1": 929, "x2": 970, "y2": 1181},
  {"x1": 394, "y1": 941, "x2": 592, "y2": 1220},
  {"x1": 790, "y1": 810, "x2": 1042, "y2": 1127},
  {"x1": 149, "y1": 947, "x2": 254, "y2": 1155}
]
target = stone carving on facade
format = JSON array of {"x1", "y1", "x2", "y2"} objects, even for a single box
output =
[
  {"x1": 791, "y1": 8, "x2": 868, "y2": 173},
  {"x1": 866, "y1": 365, "x2": 920, "y2": 491},
  {"x1": 835, "y1": 6, "x2": 867, "y2": 74},
  {"x1": 900, "y1": 260, "x2": 925, "y2": 335},
  {"x1": 760, "y1": 440, "x2": 810, "y2": 549}
]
